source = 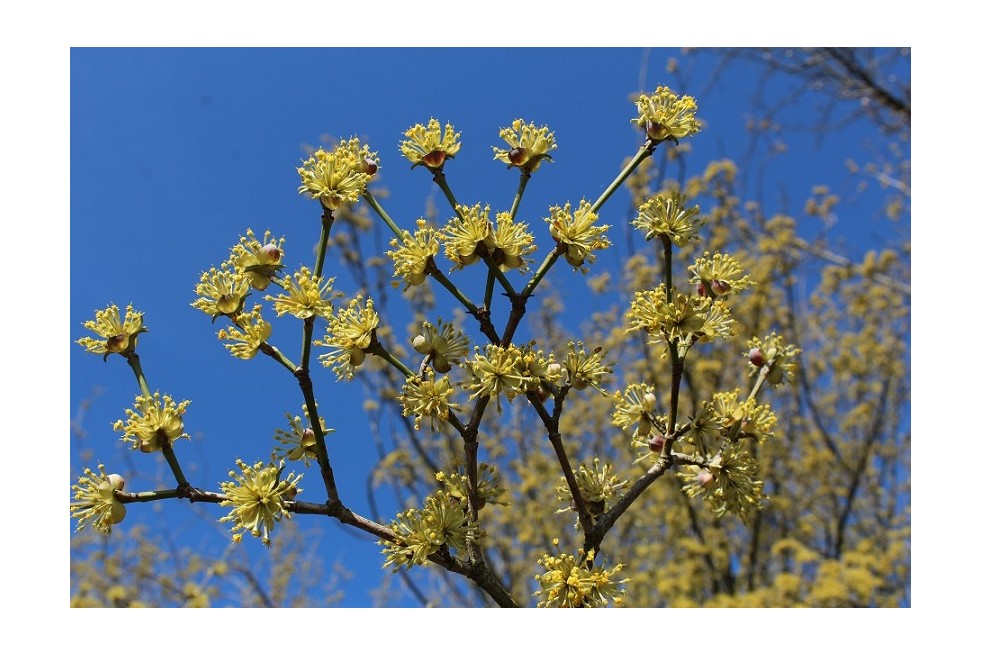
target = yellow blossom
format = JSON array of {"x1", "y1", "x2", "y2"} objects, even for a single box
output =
[
  {"x1": 563, "y1": 342, "x2": 612, "y2": 392},
  {"x1": 297, "y1": 145, "x2": 370, "y2": 211},
  {"x1": 463, "y1": 344, "x2": 534, "y2": 404},
  {"x1": 632, "y1": 86, "x2": 702, "y2": 143},
  {"x1": 491, "y1": 211, "x2": 536, "y2": 273},
  {"x1": 387, "y1": 219, "x2": 441, "y2": 288},
  {"x1": 230, "y1": 229, "x2": 285, "y2": 291},
  {"x1": 216, "y1": 305, "x2": 271, "y2": 360},
  {"x1": 113, "y1": 392, "x2": 191, "y2": 453},
  {"x1": 76, "y1": 304, "x2": 148, "y2": 361},
  {"x1": 220, "y1": 460, "x2": 302, "y2": 547},
  {"x1": 317, "y1": 295, "x2": 380, "y2": 380},
  {"x1": 381, "y1": 491, "x2": 471, "y2": 570},
  {"x1": 400, "y1": 375, "x2": 460, "y2": 430},
  {"x1": 679, "y1": 445, "x2": 763, "y2": 520},
  {"x1": 442, "y1": 203, "x2": 496, "y2": 270},
  {"x1": 264, "y1": 266, "x2": 335, "y2": 319},
  {"x1": 546, "y1": 199, "x2": 611, "y2": 272},
  {"x1": 689, "y1": 251, "x2": 755, "y2": 299},
  {"x1": 70, "y1": 465, "x2": 126, "y2": 534},
  {"x1": 557, "y1": 458, "x2": 629, "y2": 519},
  {"x1": 412, "y1": 319, "x2": 470, "y2": 373},
  {"x1": 273, "y1": 404, "x2": 331, "y2": 465},
  {"x1": 746, "y1": 332, "x2": 801, "y2": 385},
  {"x1": 400, "y1": 118, "x2": 461, "y2": 170},
  {"x1": 634, "y1": 188, "x2": 706, "y2": 246},
  {"x1": 535, "y1": 548, "x2": 630, "y2": 607},
  {"x1": 192, "y1": 266, "x2": 251, "y2": 320},
  {"x1": 492, "y1": 119, "x2": 556, "y2": 173}
]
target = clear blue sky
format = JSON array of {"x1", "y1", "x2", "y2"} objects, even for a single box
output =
[{"x1": 70, "y1": 47, "x2": 907, "y2": 608}]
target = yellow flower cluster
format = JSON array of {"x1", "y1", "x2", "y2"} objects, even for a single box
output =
[
  {"x1": 563, "y1": 342, "x2": 612, "y2": 392},
  {"x1": 76, "y1": 304, "x2": 148, "y2": 361},
  {"x1": 230, "y1": 229, "x2": 285, "y2": 291},
  {"x1": 317, "y1": 295, "x2": 379, "y2": 379},
  {"x1": 216, "y1": 305, "x2": 271, "y2": 360},
  {"x1": 611, "y1": 383, "x2": 661, "y2": 442},
  {"x1": 297, "y1": 138, "x2": 377, "y2": 211},
  {"x1": 273, "y1": 404, "x2": 331, "y2": 465},
  {"x1": 626, "y1": 284, "x2": 734, "y2": 356},
  {"x1": 400, "y1": 375, "x2": 460, "y2": 431},
  {"x1": 463, "y1": 344, "x2": 561, "y2": 406},
  {"x1": 546, "y1": 200, "x2": 611, "y2": 271},
  {"x1": 219, "y1": 460, "x2": 302, "y2": 546},
  {"x1": 70, "y1": 465, "x2": 126, "y2": 534},
  {"x1": 381, "y1": 491, "x2": 471, "y2": 570},
  {"x1": 400, "y1": 118, "x2": 461, "y2": 170},
  {"x1": 679, "y1": 444, "x2": 763, "y2": 520},
  {"x1": 387, "y1": 219, "x2": 441, "y2": 288},
  {"x1": 412, "y1": 319, "x2": 470, "y2": 373},
  {"x1": 746, "y1": 332, "x2": 801, "y2": 385},
  {"x1": 633, "y1": 188, "x2": 706, "y2": 246},
  {"x1": 492, "y1": 119, "x2": 557, "y2": 173},
  {"x1": 192, "y1": 265, "x2": 251, "y2": 320},
  {"x1": 711, "y1": 390, "x2": 778, "y2": 442},
  {"x1": 441, "y1": 204, "x2": 536, "y2": 273},
  {"x1": 689, "y1": 251, "x2": 755, "y2": 299},
  {"x1": 632, "y1": 85, "x2": 702, "y2": 143},
  {"x1": 113, "y1": 392, "x2": 191, "y2": 453},
  {"x1": 557, "y1": 458, "x2": 629, "y2": 519},
  {"x1": 535, "y1": 546, "x2": 630, "y2": 607},
  {"x1": 264, "y1": 266, "x2": 335, "y2": 320},
  {"x1": 435, "y1": 465, "x2": 507, "y2": 510}
]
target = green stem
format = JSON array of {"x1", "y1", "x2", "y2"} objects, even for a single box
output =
[
  {"x1": 363, "y1": 189, "x2": 406, "y2": 243},
  {"x1": 126, "y1": 354, "x2": 151, "y2": 397},
  {"x1": 161, "y1": 444, "x2": 189, "y2": 488},
  {"x1": 433, "y1": 170, "x2": 465, "y2": 220},
  {"x1": 428, "y1": 265, "x2": 483, "y2": 317},
  {"x1": 313, "y1": 210, "x2": 336, "y2": 280},
  {"x1": 590, "y1": 143, "x2": 653, "y2": 214},
  {"x1": 368, "y1": 339, "x2": 415, "y2": 379},
  {"x1": 521, "y1": 248, "x2": 561, "y2": 299},
  {"x1": 482, "y1": 269, "x2": 496, "y2": 310},
  {"x1": 509, "y1": 170, "x2": 531, "y2": 218},
  {"x1": 481, "y1": 252, "x2": 518, "y2": 298},
  {"x1": 259, "y1": 342, "x2": 298, "y2": 374},
  {"x1": 300, "y1": 316, "x2": 316, "y2": 373}
]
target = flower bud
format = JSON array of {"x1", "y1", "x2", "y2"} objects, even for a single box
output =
[
  {"x1": 711, "y1": 279, "x2": 731, "y2": 295},
  {"x1": 508, "y1": 147, "x2": 530, "y2": 166},
  {"x1": 638, "y1": 415, "x2": 653, "y2": 437},
  {"x1": 361, "y1": 158, "x2": 379, "y2": 176},
  {"x1": 421, "y1": 150, "x2": 447, "y2": 169},
  {"x1": 749, "y1": 347, "x2": 766, "y2": 367},
  {"x1": 695, "y1": 280, "x2": 708, "y2": 297},
  {"x1": 697, "y1": 469, "x2": 714, "y2": 488},
  {"x1": 110, "y1": 500, "x2": 126, "y2": 525},
  {"x1": 642, "y1": 392, "x2": 657, "y2": 413},
  {"x1": 647, "y1": 433, "x2": 666, "y2": 453},
  {"x1": 260, "y1": 243, "x2": 282, "y2": 263},
  {"x1": 547, "y1": 362, "x2": 565, "y2": 382},
  {"x1": 349, "y1": 348, "x2": 366, "y2": 367},
  {"x1": 412, "y1": 334, "x2": 432, "y2": 354},
  {"x1": 107, "y1": 474, "x2": 125, "y2": 492},
  {"x1": 301, "y1": 428, "x2": 316, "y2": 447}
]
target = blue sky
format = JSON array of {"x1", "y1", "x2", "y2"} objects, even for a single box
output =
[{"x1": 69, "y1": 47, "x2": 910, "y2": 610}]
